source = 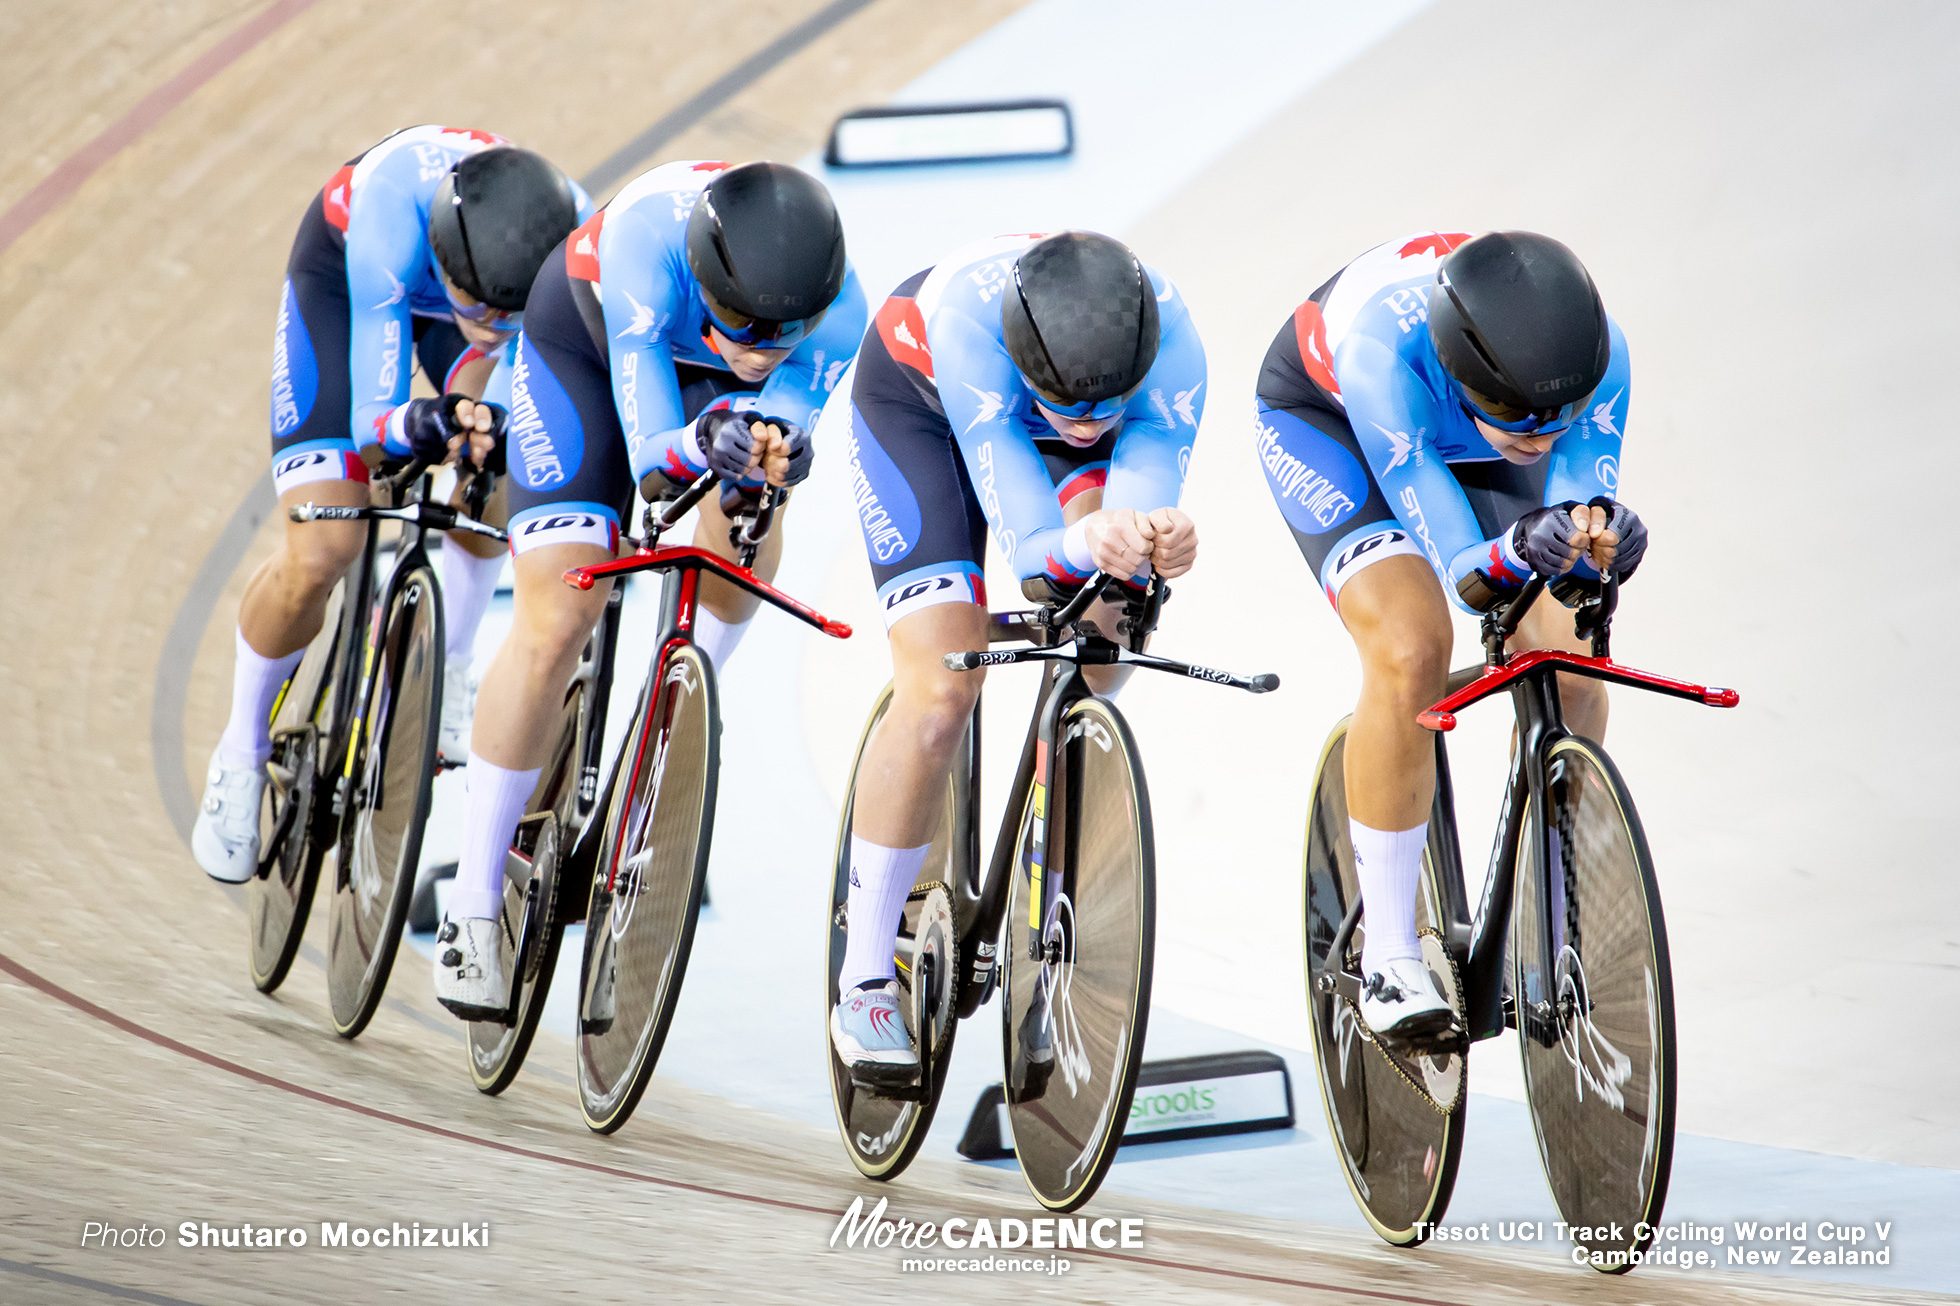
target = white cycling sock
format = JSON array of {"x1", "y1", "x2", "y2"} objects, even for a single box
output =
[
  {"x1": 451, "y1": 753, "x2": 540, "y2": 921},
  {"x1": 840, "y1": 836, "x2": 930, "y2": 992},
  {"x1": 217, "y1": 627, "x2": 304, "y2": 772},
  {"x1": 692, "y1": 609, "x2": 752, "y2": 674},
  {"x1": 1351, "y1": 818, "x2": 1428, "y2": 978},
  {"x1": 441, "y1": 544, "x2": 503, "y2": 662}
]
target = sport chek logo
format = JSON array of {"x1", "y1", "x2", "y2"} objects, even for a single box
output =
[{"x1": 322, "y1": 164, "x2": 355, "y2": 232}]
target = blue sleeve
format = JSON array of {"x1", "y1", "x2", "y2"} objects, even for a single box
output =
[
  {"x1": 1103, "y1": 291, "x2": 1204, "y2": 513},
  {"x1": 934, "y1": 311, "x2": 1074, "y2": 582},
  {"x1": 754, "y1": 267, "x2": 868, "y2": 432},
  {"x1": 597, "y1": 216, "x2": 693, "y2": 485},
  {"x1": 1338, "y1": 333, "x2": 1486, "y2": 594},
  {"x1": 343, "y1": 173, "x2": 424, "y2": 450}
]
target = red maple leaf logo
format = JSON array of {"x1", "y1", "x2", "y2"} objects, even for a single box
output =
[
  {"x1": 322, "y1": 164, "x2": 355, "y2": 232},
  {"x1": 1398, "y1": 232, "x2": 1472, "y2": 260},
  {"x1": 1293, "y1": 301, "x2": 1339, "y2": 396},
  {"x1": 565, "y1": 210, "x2": 605, "y2": 282}
]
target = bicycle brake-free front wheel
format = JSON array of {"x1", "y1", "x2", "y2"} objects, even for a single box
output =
[
  {"x1": 247, "y1": 578, "x2": 345, "y2": 993},
  {"x1": 1512, "y1": 736, "x2": 1674, "y2": 1272},
  {"x1": 326, "y1": 562, "x2": 443, "y2": 1038},
  {"x1": 825, "y1": 685, "x2": 976, "y2": 1181},
  {"x1": 467, "y1": 813, "x2": 566, "y2": 1094},
  {"x1": 1302, "y1": 716, "x2": 1466, "y2": 1247},
  {"x1": 575, "y1": 644, "x2": 718, "y2": 1133},
  {"x1": 1003, "y1": 696, "x2": 1153, "y2": 1212}
]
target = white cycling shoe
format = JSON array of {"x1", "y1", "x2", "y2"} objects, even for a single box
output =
[
  {"x1": 438, "y1": 660, "x2": 477, "y2": 763},
  {"x1": 432, "y1": 916, "x2": 508, "y2": 1021},
  {"x1": 830, "y1": 981, "x2": 917, "y2": 1088},
  {"x1": 1359, "y1": 956, "x2": 1454, "y2": 1042},
  {"x1": 192, "y1": 755, "x2": 267, "y2": 884}
]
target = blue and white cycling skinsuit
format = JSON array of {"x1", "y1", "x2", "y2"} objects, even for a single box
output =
[
  {"x1": 825, "y1": 233, "x2": 1208, "y2": 629},
  {"x1": 495, "y1": 159, "x2": 867, "y2": 556},
  {"x1": 1253, "y1": 231, "x2": 1629, "y2": 611},
  {"x1": 268, "y1": 124, "x2": 592, "y2": 496}
]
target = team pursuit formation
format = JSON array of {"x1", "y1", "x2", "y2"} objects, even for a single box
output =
[{"x1": 193, "y1": 124, "x2": 1738, "y2": 1269}]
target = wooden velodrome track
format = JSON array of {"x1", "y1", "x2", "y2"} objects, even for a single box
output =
[{"x1": 1, "y1": 1, "x2": 1953, "y2": 1303}]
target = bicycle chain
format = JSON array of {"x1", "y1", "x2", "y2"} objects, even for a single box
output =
[{"x1": 1336, "y1": 926, "x2": 1468, "y2": 1117}]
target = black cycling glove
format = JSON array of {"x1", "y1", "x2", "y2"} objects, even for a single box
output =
[
  {"x1": 400, "y1": 395, "x2": 506, "y2": 470},
  {"x1": 1512, "y1": 502, "x2": 1586, "y2": 577},
  {"x1": 1586, "y1": 495, "x2": 1647, "y2": 579},
  {"x1": 762, "y1": 416, "x2": 813, "y2": 486},
  {"x1": 697, "y1": 409, "x2": 757, "y2": 484}
]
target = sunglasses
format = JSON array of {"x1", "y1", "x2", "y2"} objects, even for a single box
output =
[
  {"x1": 700, "y1": 287, "x2": 822, "y2": 350},
  {"x1": 438, "y1": 269, "x2": 522, "y2": 331},
  {"x1": 1455, "y1": 381, "x2": 1582, "y2": 435},
  {"x1": 1028, "y1": 382, "x2": 1134, "y2": 422}
]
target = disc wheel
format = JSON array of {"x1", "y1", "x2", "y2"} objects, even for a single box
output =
[
  {"x1": 467, "y1": 814, "x2": 566, "y2": 1095},
  {"x1": 1002, "y1": 696, "x2": 1153, "y2": 1213},
  {"x1": 326, "y1": 563, "x2": 443, "y2": 1039},
  {"x1": 825, "y1": 686, "x2": 976, "y2": 1181},
  {"x1": 575, "y1": 644, "x2": 718, "y2": 1134},
  {"x1": 1512, "y1": 736, "x2": 1674, "y2": 1272},
  {"x1": 247, "y1": 580, "x2": 345, "y2": 992},
  {"x1": 1302, "y1": 716, "x2": 1466, "y2": 1247}
]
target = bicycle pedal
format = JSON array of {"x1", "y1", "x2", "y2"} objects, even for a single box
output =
[
  {"x1": 1380, "y1": 1019, "x2": 1466, "y2": 1059},
  {"x1": 848, "y1": 1063, "x2": 925, "y2": 1101}
]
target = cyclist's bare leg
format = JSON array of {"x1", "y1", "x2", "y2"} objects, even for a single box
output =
[
  {"x1": 838, "y1": 601, "x2": 987, "y2": 1000},
  {"x1": 1338, "y1": 555, "x2": 1452, "y2": 830},
  {"x1": 1335, "y1": 555, "x2": 1452, "y2": 986},
  {"x1": 448, "y1": 541, "x2": 610, "y2": 922},
  {"x1": 471, "y1": 542, "x2": 612, "y2": 769},
  {"x1": 853, "y1": 602, "x2": 989, "y2": 847},
  {"x1": 238, "y1": 479, "x2": 370, "y2": 659}
]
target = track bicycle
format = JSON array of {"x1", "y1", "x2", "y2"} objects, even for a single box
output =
[
  {"x1": 1302, "y1": 573, "x2": 1738, "y2": 1270},
  {"x1": 502, "y1": 472, "x2": 852, "y2": 1129},
  {"x1": 827, "y1": 573, "x2": 1278, "y2": 1211},
  {"x1": 250, "y1": 461, "x2": 504, "y2": 1041}
]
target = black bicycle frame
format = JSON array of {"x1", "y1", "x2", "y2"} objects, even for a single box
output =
[
  {"x1": 951, "y1": 574, "x2": 1277, "y2": 1017},
  {"x1": 1316, "y1": 573, "x2": 1739, "y2": 1047}
]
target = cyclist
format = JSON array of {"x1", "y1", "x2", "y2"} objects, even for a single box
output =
[
  {"x1": 823, "y1": 231, "x2": 1206, "y2": 1077},
  {"x1": 432, "y1": 160, "x2": 865, "y2": 1017},
  {"x1": 193, "y1": 126, "x2": 587, "y2": 883},
  {"x1": 1254, "y1": 230, "x2": 1646, "y2": 1039}
]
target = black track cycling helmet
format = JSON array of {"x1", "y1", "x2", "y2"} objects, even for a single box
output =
[
  {"x1": 1428, "y1": 231, "x2": 1608, "y2": 423},
  {"x1": 428, "y1": 147, "x2": 580, "y2": 311},
  {"x1": 1002, "y1": 232, "x2": 1160, "y2": 408},
  {"x1": 685, "y1": 163, "x2": 847, "y2": 339}
]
